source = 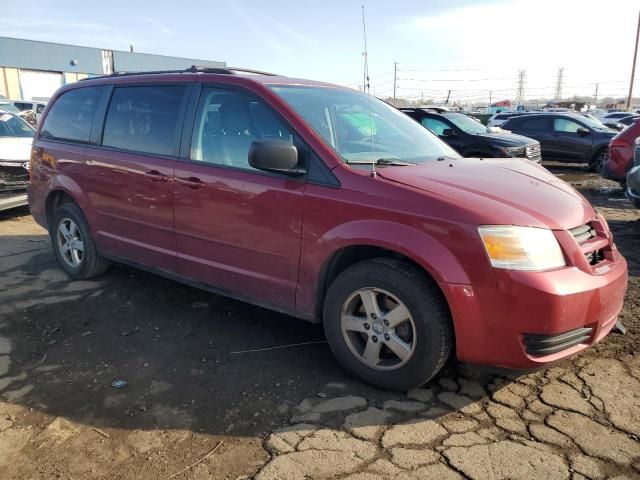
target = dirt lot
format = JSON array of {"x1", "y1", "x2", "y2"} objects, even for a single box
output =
[{"x1": 0, "y1": 163, "x2": 638, "y2": 480}]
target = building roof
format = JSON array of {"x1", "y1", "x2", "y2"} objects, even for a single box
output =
[{"x1": 0, "y1": 36, "x2": 225, "y2": 75}]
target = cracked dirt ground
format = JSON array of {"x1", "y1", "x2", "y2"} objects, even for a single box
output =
[{"x1": 0, "y1": 163, "x2": 639, "y2": 480}]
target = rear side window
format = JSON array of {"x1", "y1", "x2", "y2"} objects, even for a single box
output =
[
  {"x1": 40, "y1": 87, "x2": 103, "y2": 143},
  {"x1": 102, "y1": 85, "x2": 187, "y2": 157},
  {"x1": 516, "y1": 117, "x2": 549, "y2": 131}
]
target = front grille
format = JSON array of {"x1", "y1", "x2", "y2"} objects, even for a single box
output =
[
  {"x1": 525, "y1": 143, "x2": 542, "y2": 162},
  {"x1": 523, "y1": 327, "x2": 593, "y2": 356},
  {"x1": 569, "y1": 223, "x2": 596, "y2": 245}
]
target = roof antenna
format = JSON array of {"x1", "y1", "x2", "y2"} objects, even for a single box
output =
[{"x1": 361, "y1": 2, "x2": 376, "y2": 178}]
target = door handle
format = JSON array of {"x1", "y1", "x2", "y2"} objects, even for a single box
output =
[
  {"x1": 176, "y1": 176, "x2": 205, "y2": 189},
  {"x1": 144, "y1": 170, "x2": 169, "y2": 182}
]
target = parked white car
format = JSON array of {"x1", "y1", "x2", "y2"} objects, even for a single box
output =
[{"x1": 0, "y1": 112, "x2": 34, "y2": 171}]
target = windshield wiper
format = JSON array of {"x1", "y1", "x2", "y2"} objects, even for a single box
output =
[{"x1": 347, "y1": 157, "x2": 415, "y2": 166}]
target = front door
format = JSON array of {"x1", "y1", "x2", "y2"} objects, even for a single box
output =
[
  {"x1": 551, "y1": 117, "x2": 593, "y2": 160},
  {"x1": 84, "y1": 84, "x2": 189, "y2": 272},
  {"x1": 173, "y1": 86, "x2": 305, "y2": 309}
]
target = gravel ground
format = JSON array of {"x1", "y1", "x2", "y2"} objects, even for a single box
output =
[{"x1": 0, "y1": 162, "x2": 638, "y2": 480}]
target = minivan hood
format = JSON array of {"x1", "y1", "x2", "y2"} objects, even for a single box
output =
[
  {"x1": 0, "y1": 137, "x2": 33, "y2": 162},
  {"x1": 377, "y1": 158, "x2": 595, "y2": 230}
]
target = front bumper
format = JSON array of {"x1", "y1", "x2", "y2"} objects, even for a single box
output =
[{"x1": 442, "y1": 254, "x2": 628, "y2": 370}]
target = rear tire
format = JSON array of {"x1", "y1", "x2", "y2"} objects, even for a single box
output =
[
  {"x1": 588, "y1": 148, "x2": 607, "y2": 173},
  {"x1": 50, "y1": 203, "x2": 110, "y2": 279},
  {"x1": 323, "y1": 258, "x2": 453, "y2": 390}
]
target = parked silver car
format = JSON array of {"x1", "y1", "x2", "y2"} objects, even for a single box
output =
[{"x1": 0, "y1": 111, "x2": 34, "y2": 171}]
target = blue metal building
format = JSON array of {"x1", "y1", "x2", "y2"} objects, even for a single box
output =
[{"x1": 0, "y1": 36, "x2": 225, "y2": 101}]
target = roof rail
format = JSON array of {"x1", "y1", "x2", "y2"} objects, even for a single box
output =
[{"x1": 79, "y1": 65, "x2": 278, "y2": 81}]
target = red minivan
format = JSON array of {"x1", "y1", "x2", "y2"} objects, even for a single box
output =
[{"x1": 28, "y1": 68, "x2": 628, "y2": 390}]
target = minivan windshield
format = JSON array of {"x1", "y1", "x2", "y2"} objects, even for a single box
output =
[
  {"x1": 442, "y1": 112, "x2": 487, "y2": 135},
  {"x1": 0, "y1": 113, "x2": 34, "y2": 138},
  {"x1": 269, "y1": 86, "x2": 460, "y2": 164}
]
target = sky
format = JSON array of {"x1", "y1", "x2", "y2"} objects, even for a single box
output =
[{"x1": 2, "y1": 0, "x2": 639, "y2": 105}]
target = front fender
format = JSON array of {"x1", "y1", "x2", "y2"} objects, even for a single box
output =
[{"x1": 296, "y1": 218, "x2": 488, "y2": 317}]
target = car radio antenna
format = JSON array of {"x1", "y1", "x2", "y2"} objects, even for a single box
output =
[{"x1": 361, "y1": 2, "x2": 376, "y2": 178}]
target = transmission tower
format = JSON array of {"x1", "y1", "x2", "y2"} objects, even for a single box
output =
[
  {"x1": 554, "y1": 67, "x2": 564, "y2": 102},
  {"x1": 516, "y1": 70, "x2": 526, "y2": 105}
]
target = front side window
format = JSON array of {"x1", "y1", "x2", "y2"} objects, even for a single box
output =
[
  {"x1": 269, "y1": 85, "x2": 459, "y2": 164},
  {"x1": 421, "y1": 117, "x2": 450, "y2": 136},
  {"x1": 554, "y1": 118, "x2": 583, "y2": 133},
  {"x1": 0, "y1": 113, "x2": 34, "y2": 138},
  {"x1": 102, "y1": 85, "x2": 186, "y2": 156},
  {"x1": 190, "y1": 88, "x2": 293, "y2": 170},
  {"x1": 36, "y1": 104, "x2": 45, "y2": 114},
  {"x1": 40, "y1": 87, "x2": 103, "y2": 143}
]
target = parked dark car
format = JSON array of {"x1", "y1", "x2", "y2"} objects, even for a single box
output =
[
  {"x1": 602, "y1": 117, "x2": 640, "y2": 183},
  {"x1": 626, "y1": 138, "x2": 640, "y2": 208},
  {"x1": 501, "y1": 113, "x2": 617, "y2": 169},
  {"x1": 618, "y1": 114, "x2": 640, "y2": 127},
  {"x1": 28, "y1": 67, "x2": 628, "y2": 390},
  {"x1": 400, "y1": 108, "x2": 541, "y2": 162}
]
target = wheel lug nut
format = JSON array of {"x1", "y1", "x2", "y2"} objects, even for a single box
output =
[
  {"x1": 364, "y1": 323, "x2": 370, "y2": 330},
  {"x1": 384, "y1": 334, "x2": 390, "y2": 341},
  {"x1": 371, "y1": 313, "x2": 377, "y2": 319},
  {"x1": 372, "y1": 336, "x2": 378, "y2": 342},
  {"x1": 383, "y1": 319, "x2": 389, "y2": 326}
]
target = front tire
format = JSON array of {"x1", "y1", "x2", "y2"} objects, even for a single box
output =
[
  {"x1": 323, "y1": 258, "x2": 453, "y2": 390},
  {"x1": 50, "y1": 203, "x2": 109, "y2": 279}
]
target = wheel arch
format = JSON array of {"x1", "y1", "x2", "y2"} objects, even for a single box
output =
[
  {"x1": 313, "y1": 222, "x2": 468, "y2": 321},
  {"x1": 43, "y1": 175, "x2": 94, "y2": 230}
]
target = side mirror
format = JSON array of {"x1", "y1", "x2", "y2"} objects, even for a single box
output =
[
  {"x1": 249, "y1": 140, "x2": 302, "y2": 175},
  {"x1": 576, "y1": 127, "x2": 590, "y2": 136},
  {"x1": 442, "y1": 128, "x2": 456, "y2": 137}
]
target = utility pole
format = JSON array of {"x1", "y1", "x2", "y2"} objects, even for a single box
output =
[
  {"x1": 393, "y1": 62, "x2": 398, "y2": 100},
  {"x1": 554, "y1": 67, "x2": 564, "y2": 103},
  {"x1": 445, "y1": 89, "x2": 451, "y2": 105},
  {"x1": 594, "y1": 82, "x2": 599, "y2": 107},
  {"x1": 516, "y1": 70, "x2": 526, "y2": 106},
  {"x1": 626, "y1": 10, "x2": 640, "y2": 111}
]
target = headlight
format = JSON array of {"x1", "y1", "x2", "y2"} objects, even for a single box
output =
[
  {"x1": 497, "y1": 146, "x2": 525, "y2": 157},
  {"x1": 478, "y1": 226, "x2": 566, "y2": 271}
]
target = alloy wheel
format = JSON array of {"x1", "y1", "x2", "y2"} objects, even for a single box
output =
[
  {"x1": 56, "y1": 217, "x2": 84, "y2": 268},
  {"x1": 340, "y1": 287, "x2": 417, "y2": 371}
]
